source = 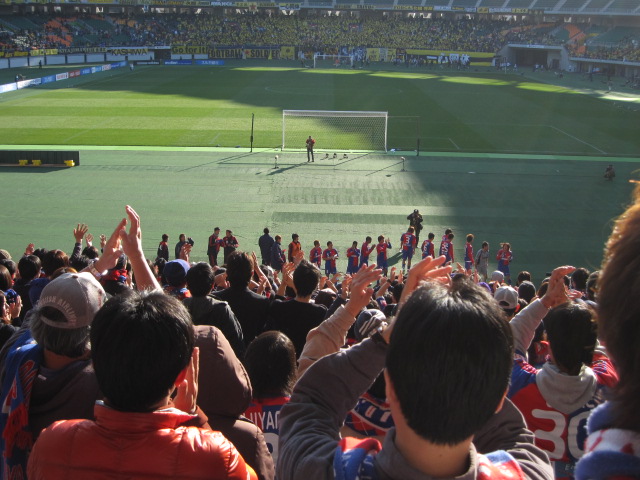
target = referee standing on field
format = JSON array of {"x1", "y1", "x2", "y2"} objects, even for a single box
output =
[{"x1": 306, "y1": 135, "x2": 315, "y2": 162}]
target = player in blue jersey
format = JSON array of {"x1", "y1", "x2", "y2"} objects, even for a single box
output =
[
  {"x1": 322, "y1": 241, "x2": 338, "y2": 276},
  {"x1": 360, "y1": 236, "x2": 375, "y2": 267},
  {"x1": 421, "y1": 232, "x2": 436, "y2": 259},
  {"x1": 464, "y1": 234, "x2": 475, "y2": 275},
  {"x1": 376, "y1": 235, "x2": 392, "y2": 277},
  {"x1": 346, "y1": 241, "x2": 360, "y2": 275}
]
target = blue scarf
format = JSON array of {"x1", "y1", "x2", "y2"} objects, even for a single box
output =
[{"x1": 0, "y1": 329, "x2": 43, "y2": 479}]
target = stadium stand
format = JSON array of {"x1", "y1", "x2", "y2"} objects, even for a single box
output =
[{"x1": 607, "y1": 0, "x2": 640, "y2": 12}]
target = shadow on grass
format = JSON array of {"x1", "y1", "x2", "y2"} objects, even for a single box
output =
[{"x1": 0, "y1": 166, "x2": 69, "y2": 174}]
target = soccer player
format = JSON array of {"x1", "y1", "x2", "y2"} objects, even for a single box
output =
[
  {"x1": 346, "y1": 241, "x2": 360, "y2": 275},
  {"x1": 421, "y1": 232, "x2": 435, "y2": 259},
  {"x1": 475, "y1": 241, "x2": 490, "y2": 281},
  {"x1": 439, "y1": 232, "x2": 455, "y2": 264},
  {"x1": 207, "y1": 227, "x2": 222, "y2": 266},
  {"x1": 376, "y1": 235, "x2": 392, "y2": 277},
  {"x1": 288, "y1": 233, "x2": 302, "y2": 263},
  {"x1": 322, "y1": 241, "x2": 338, "y2": 276},
  {"x1": 359, "y1": 236, "x2": 375, "y2": 268},
  {"x1": 399, "y1": 226, "x2": 417, "y2": 272},
  {"x1": 306, "y1": 136, "x2": 315, "y2": 163},
  {"x1": 496, "y1": 242, "x2": 513, "y2": 285},
  {"x1": 464, "y1": 234, "x2": 475, "y2": 275},
  {"x1": 309, "y1": 240, "x2": 322, "y2": 268}
]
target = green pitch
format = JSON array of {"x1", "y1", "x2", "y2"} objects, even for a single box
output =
[
  {"x1": 0, "y1": 62, "x2": 639, "y2": 283},
  {"x1": 0, "y1": 61, "x2": 639, "y2": 156}
]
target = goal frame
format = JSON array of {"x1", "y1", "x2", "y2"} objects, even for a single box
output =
[
  {"x1": 282, "y1": 110, "x2": 388, "y2": 152},
  {"x1": 313, "y1": 53, "x2": 354, "y2": 69}
]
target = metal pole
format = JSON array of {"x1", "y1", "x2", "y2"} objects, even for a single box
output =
[{"x1": 250, "y1": 113, "x2": 255, "y2": 152}]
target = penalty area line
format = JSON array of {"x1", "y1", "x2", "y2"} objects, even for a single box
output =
[{"x1": 550, "y1": 126, "x2": 607, "y2": 155}]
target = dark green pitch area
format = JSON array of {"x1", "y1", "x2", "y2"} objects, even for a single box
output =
[
  {"x1": 0, "y1": 61, "x2": 639, "y2": 156},
  {"x1": 0, "y1": 149, "x2": 638, "y2": 283}
]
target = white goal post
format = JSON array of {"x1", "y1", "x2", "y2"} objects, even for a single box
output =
[
  {"x1": 313, "y1": 54, "x2": 354, "y2": 69},
  {"x1": 282, "y1": 110, "x2": 388, "y2": 152}
]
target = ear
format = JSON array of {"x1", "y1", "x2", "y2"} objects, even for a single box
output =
[
  {"x1": 383, "y1": 369, "x2": 398, "y2": 405},
  {"x1": 174, "y1": 365, "x2": 188, "y2": 387},
  {"x1": 495, "y1": 388, "x2": 508, "y2": 413}
]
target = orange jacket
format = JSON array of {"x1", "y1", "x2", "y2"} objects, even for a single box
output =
[{"x1": 28, "y1": 404, "x2": 257, "y2": 480}]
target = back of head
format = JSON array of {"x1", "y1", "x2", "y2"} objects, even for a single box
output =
[
  {"x1": 42, "y1": 250, "x2": 69, "y2": 278},
  {"x1": 18, "y1": 254, "x2": 41, "y2": 282},
  {"x1": 517, "y1": 281, "x2": 536, "y2": 304},
  {"x1": 263, "y1": 228, "x2": 269, "y2": 234},
  {"x1": 386, "y1": 279, "x2": 512, "y2": 445},
  {"x1": 30, "y1": 272, "x2": 105, "y2": 358},
  {"x1": 516, "y1": 271, "x2": 531, "y2": 285},
  {"x1": 91, "y1": 290, "x2": 194, "y2": 412},
  {"x1": 598, "y1": 185, "x2": 640, "y2": 429},
  {"x1": 226, "y1": 251, "x2": 253, "y2": 288},
  {"x1": 0, "y1": 265, "x2": 11, "y2": 292},
  {"x1": 186, "y1": 262, "x2": 215, "y2": 297},
  {"x1": 543, "y1": 301, "x2": 596, "y2": 375},
  {"x1": 293, "y1": 260, "x2": 320, "y2": 298},
  {"x1": 244, "y1": 331, "x2": 297, "y2": 397},
  {"x1": 571, "y1": 267, "x2": 590, "y2": 292}
]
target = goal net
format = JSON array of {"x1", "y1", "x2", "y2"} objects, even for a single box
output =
[
  {"x1": 282, "y1": 110, "x2": 388, "y2": 152},
  {"x1": 313, "y1": 54, "x2": 354, "y2": 69}
]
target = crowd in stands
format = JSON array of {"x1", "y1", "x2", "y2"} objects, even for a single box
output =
[
  {"x1": 1, "y1": 12, "x2": 639, "y2": 63},
  {"x1": 1, "y1": 193, "x2": 639, "y2": 478}
]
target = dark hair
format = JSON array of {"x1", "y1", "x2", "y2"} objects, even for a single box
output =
[
  {"x1": 386, "y1": 279, "x2": 513, "y2": 445},
  {"x1": 82, "y1": 245, "x2": 100, "y2": 260},
  {"x1": 596, "y1": 185, "x2": 640, "y2": 430},
  {"x1": 571, "y1": 268, "x2": 590, "y2": 292},
  {"x1": 263, "y1": 228, "x2": 269, "y2": 234},
  {"x1": 162, "y1": 234, "x2": 169, "y2": 242},
  {"x1": 0, "y1": 259, "x2": 17, "y2": 279},
  {"x1": 18, "y1": 255, "x2": 41, "y2": 282},
  {"x1": 0, "y1": 266, "x2": 12, "y2": 292},
  {"x1": 543, "y1": 302, "x2": 597, "y2": 375},
  {"x1": 91, "y1": 290, "x2": 194, "y2": 412},
  {"x1": 226, "y1": 251, "x2": 253, "y2": 288},
  {"x1": 518, "y1": 281, "x2": 536, "y2": 304},
  {"x1": 378, "y1": 235, "x2": 384, "y2": 242},
  {"x1": 447, "y1": 233, "x2": 454, "y2": 240},
  {"x1": 366, "y1": 236, "x2": 372, "y2": 242},
  {"x1": 516, "y1": 271, "x2": 531, "y2": 285},
  {"x1": 244, "y1": 331, "x2": 297, "y2": 397},
  {"x1": 292, "y1": 233, "x2": 298, "y2": 240},
  {"x1": 466, "y1": 234, "x2": 474, "y2": 243},
  {"x1": 586, "y1": 271, "x2": 599, "y2": 302},
  {"x1": 186, "y1": 262, "x2": 215, "y2": 297},
  {"x1": 481, "y1": 241, "x2": 488, "y2": 248},
  {"x1": 42, "y1": 250, "x2": 69, "y2": 277},
  {"x1": 293, "y1": 260, "x2": 320, "y2": 298},
  {"x1": 444, "y1": 229, "x2": 452, "y2": 235},
  {"x1": 428, "y1": 233, "x2": 435, "y2": 240},
  {"x1": 70, "y1": 255, "x2": 92, "y2": 271}
]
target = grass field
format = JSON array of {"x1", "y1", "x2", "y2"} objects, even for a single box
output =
[
  {"x1": 0, "y1": 61, "x2": 639, "y2": 156},
  {"x1": 0, "y1": 62, "x2": 639, "y2": 283}
]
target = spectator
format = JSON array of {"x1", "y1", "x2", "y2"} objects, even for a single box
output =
[{"x1": 258, "y1": 228, "x2": 274, "y2": 266}]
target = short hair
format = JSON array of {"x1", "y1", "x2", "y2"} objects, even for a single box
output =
[
  {"x1": 91, "y1": 290, "x2": 194, "y2": 412},
  {"x1": 466, "y1": 234, "x2": 474, "y2": 243},
  {"x1": 586, "y1": 271, "x2": 599, "y2": 302},
  {"x1": 482, "y1": 241, "x2": 488, "y2": 248},
  {"x1": 244, "y1": 331, "x2": 297, "y2": 397},
  {"x1": 444, "y1": 229, "x2": 452, "y2": 235},
  {"x1": 408, "y1": 227, "x2": 415, "y2": 234},
  {"x1": 179, "y1": 233, "x2": 186, "y2": 241},
  {"x1": 186, "y1": 262, "x2": 215, "y2": 297},
  {"x1": 366, "y1": 236, "x2": 372, "y2": 243},
  {"x1": 447, "y1": 233, "x2": 454, "y2": 240},
  {"x1": 0, "y1": 259, "x2": 16, "y2": 279},
  {"x1": 292, "y1": 233, "x2": 298, "y2": 240},
  {"x1": 386, "y1": 279, "x2": 513, "y2": 445},
  {"x1": 428, "y1": 233, "x2": 435, "y2": 240},
  {"x1": 162, "y1": 234, "x2": 169, "y2": 242},
  {"x1": 82, "y1": 246, "x2": 100, "y2": 260},
  {"x1": 293, "y1": 260, "x2": 321, "y2": 298},
  {"x1": 571, "y1": 268, "x2": 590, "y2": 291},
  {"x1": 214, "y1": 227, "x2": 220, "y2": 232},
  {"x1": 275, "y1": 235, "x2": 282, "y2": 242},
  {"x1": 518, "y1": 281, "x2": 536, "y2": 304},
  {"x1": 352, "y1": 241, "x2": 358, "y2": 246},
  {"x1": 517, "y1": 271, "x2": 531, "y2": 284},
  {"x1": 378, "y1": 235, "x2": 384, "y2": 242},
  {"x1": 70, "y1": 255, "x2": 91, "y2": 272},
  {"x1": 263, "y1": 228, "x2": 269, "y2": 234},
  {"x1": 42, "y1": 250, "x2": 69, "y2": 277},
  {"x1": 0, "y1": 265, "x2": 12, "y2": 292},
  {"x1": 313, "y1": 240, "x2": 320, "y2": 246},
  {"x1": 29, "y1": 308, "x2": 91, "y2": 358},
  {"x1": 18, "y1": 255, "x2": 42, "y2": 282},
  {"x1": 326, "y1": 241, "x2": 332, "y2": 247},
  {"x1": 226, "y1": 251, "x2": 253, "y2": 288},
  {"x1": 544, "y1": 302, "x2": 597, "y2": 375}
]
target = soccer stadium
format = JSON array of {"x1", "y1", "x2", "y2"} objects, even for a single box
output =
[{"x1": 0, "y1": 2, "x2": 639, "y2": 478}]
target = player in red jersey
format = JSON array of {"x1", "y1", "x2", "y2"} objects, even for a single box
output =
[
  {"x1": 309, "y1": 240, "x2": 322, "y2": 268},
  {"x1": 421, "y1": 232, "x2": 435, "y2": 259},
  {"x1": 359, "y1": 236, "x2": 375, "y2": 268},
  {"x1": 346, "y1": 241, "x2": 360, "y2": 275},
  {"x1": 399, "y1": 227, "x2": 417, "y2": 272},
  {"x1": 376, "y1": 235, "x2": 392, "y2": 276},
  {"x1": 464, "y1": 234, "x2": 475, "y2": 275},
  {"x1": 322, "y1": 241, "x2": 338, "y2": 275}
]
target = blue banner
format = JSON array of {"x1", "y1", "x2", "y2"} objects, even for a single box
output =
[
  {"x1": 196, "y1": 60, "x2": 225, "y2": 66},
  {"x1": 164, "y1": 60, "x2": 193, "y2": 65}
]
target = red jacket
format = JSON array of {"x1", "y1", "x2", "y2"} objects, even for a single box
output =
[{"x1": 28, "y1": 403, "x2": 257, "y2": 480}]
